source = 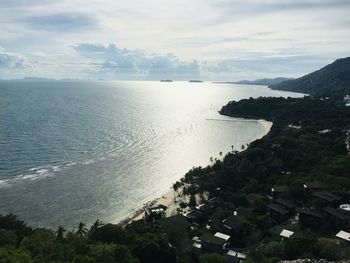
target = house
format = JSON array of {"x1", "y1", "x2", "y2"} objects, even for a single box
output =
[
  {"x1": 323, "y1": 207, "x2": 350, "y2": 231},
  {"x1": 274, "y1": 198, "x2": 296, "y2": 212},
  {"x1": 280, "y1": 229, "x2": 294, "y2": 239},
  {"x1": 267, "y1": 203, "x2": 291, "y2": 222},
  {"x1": 296, "y1": 208, "x2": 323, "y2": 229},
  {"x1": 336, "y1": 230, "x2": 350, "y2": 242},
  {"x1": 199, "y1": 232, "x2": 230, "y2": 252},
  {"x1": 222, "y1": 215, "x2": 246, "y2": 234},
  {"x1": 158, "y1": 214, "x2": 191, "y2": 249},
  {"x1": 271, "y1": 185, "x2": 290, "y2": 199},
  {"x1": 226, "y1": 250, "x2": 247, "y2": 263},
  {"x1": 312, "y1": 191, "x2": 341, "y2": 206},
  {"x1": 184, "y1": 209, "x2": 202, "y2": 222},
  {"x1": 303, "y1": 180, "x2": 323, "y2": 192},
  {"x1": 144, "y1": 206, "x2": 166, "y2": 222}
]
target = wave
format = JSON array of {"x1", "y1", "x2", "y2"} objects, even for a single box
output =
[{"x1": 0, "y1": 162, "x2": 76, "y2": 188}]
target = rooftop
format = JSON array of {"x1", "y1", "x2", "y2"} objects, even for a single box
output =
[
  {"x1": 303, "y1": 180, "x2": 323, "y2": 190},
  {"x1": 312, "y1": 191, "x2": 341, "y2": 202},
  {"x1": 336, "y1": 230, "x2": 350, "y2": 241},
  {"x1": 271, "y1": 185, "x2": 290, "y2": 193},
  {"x1": 268, "y1": 203, "x2": 290, "y2": 215},
  {"x1": 296, "y1": 208, "x2": 323, "y2": 219},
  {"x1": 274, "y1": 198, "x2": 296, "y2": 210},
  {"x1": 214, "y1": 232, "x2": 230, "y2": 241},
  {"x1": 222, "y1": 215, "x2": 245, "y2": 229},
  {"x1": 323, "y1": 207, "x2": 349, "y2": 220},
  {"x1": 199, "y1": 233, "x2": 227, "y2": 246},
  {"x1": 280, "y1": 229, "x2": 294, "y2": 238}
]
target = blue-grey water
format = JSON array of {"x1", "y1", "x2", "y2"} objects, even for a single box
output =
[{"x1": 0, "y1": 80, "x2": 304, "y2": 228}]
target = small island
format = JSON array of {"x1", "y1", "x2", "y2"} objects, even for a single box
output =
[{"x1": 189, "y1": 80, "x2": 204, "y2": 83}]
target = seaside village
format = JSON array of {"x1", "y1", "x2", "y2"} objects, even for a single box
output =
[{"x1": 140, "y1": 178, "x2": 350, "y2": 262}]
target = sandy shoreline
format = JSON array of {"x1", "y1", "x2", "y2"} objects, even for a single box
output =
[
  {"x1": 118, "y1": 118, "x2": 273, "y2": 226},
  {"x1": 119, "y1": 187, "x2": 189, "y2": 226}
]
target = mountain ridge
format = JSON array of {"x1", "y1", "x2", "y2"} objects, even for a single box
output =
[{"x1": 270, "y1": 57, "x2": 350, "y2": 95}]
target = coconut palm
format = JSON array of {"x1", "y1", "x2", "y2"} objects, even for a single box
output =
[
  {"x1": 89, "y1": 219, "x2": 103, "y2": 236},
  {"x1": 76, "y1": 222, "x2": 88, "y2": 237},
  {"x1": 56, "y1": 226, "x2": 66, "y2": 241}
]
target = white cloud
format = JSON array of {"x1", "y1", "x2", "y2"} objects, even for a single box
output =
[
  {"x1": 73, "y1": 43, "x2": 200, "y2": 80},
  {"x1": 0, "y1": 47, "x2": 26, "y2": 69}
]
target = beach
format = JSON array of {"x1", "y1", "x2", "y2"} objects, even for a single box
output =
[{"x1": 119, "y1": 118, "x2": 273, "y2": 226}]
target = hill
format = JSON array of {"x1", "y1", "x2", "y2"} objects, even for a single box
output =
[
  {"x1": 270, "y1": 57, "x2": 350, "y2": 95},
  {"x1": 234, "y1": 77, "x2": 293, "y2": 86}
]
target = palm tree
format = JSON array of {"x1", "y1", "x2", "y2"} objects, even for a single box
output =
[
  {"x1": 56, "y1": 226, "x2": 66, "y2": 241},
  {"x1": 89, "y1": 219, "x2": 103, "y2": 236},
  {"x1": 173, "y1": 181, "x2": 182, "y2": 198},
  {"x1": 76, "y1": 222, "x2": 88, "y2": 237}
]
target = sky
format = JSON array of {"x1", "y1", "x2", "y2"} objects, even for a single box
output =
[{"x1": 0, "y1": 0, "x2": 350, "y2": 80}]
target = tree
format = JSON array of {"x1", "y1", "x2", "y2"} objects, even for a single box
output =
[
  {"x1": 89, "y1": 219, "x2": 103, "y2": 236},
  {"x1": 76, "y1": 222, "x2": 88, "y2": 238},
  {"x1": 56, "y1": 226, "x2": 66, "y2": 241},
  {"x1": 0, "y1": 229, "x2": 17, "y2": 246},
  {"x1": 0, "y1": 247, "x2": 33, "y2": 263}
]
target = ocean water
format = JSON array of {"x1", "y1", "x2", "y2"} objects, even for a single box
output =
[{"x1": 0, "y1": 80, "x2": 303, "y2": 228}]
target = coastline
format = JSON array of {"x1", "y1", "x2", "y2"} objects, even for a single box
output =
[{"x1": 119, "y1": 117, "x2": 273, "y2": 226}]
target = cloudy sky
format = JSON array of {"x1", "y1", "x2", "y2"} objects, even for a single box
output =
[{"x1": 1, "y1": 0, "x2": 350, "y2": 80}]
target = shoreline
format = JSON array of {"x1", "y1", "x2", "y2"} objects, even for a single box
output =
[{"x1": 119, "y1": 117, "x2": 273, "y2": 226}]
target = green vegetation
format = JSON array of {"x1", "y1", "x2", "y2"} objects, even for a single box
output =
[
  {"x1": 270, "y1": 57, "x2": 350, "y2": 96},
  {"x1": 0, "y1": 214, "x2": 177, "y2": 263}
]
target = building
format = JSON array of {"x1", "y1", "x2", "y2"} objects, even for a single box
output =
[
  {"x1": 222, "y1": 215, "x2": 245, "y2": 234},
  {"x1": 296, "y1": 208, "x2": 323, "y2": 229},
  {"x1": 280, "y1": 229, "x2": 294, "y2": 239},
  {"x1": 312, "y1": 191, "x2": 341, "y2": 207},
  {"x1": 303, "y1": 180, "x2": 323, "y2": 192},
  {"x1": 184, "y1": 209, "x2": 202, "y2": 222},
  {"x1": 336, "y1": 230, "x2": 350, "y2": 242},
  {"x1": 268, "y1": 203, "x2": 291, "y2": 222},
  {"x1": 144, "y1": 206, "x2": 166, "y2": 222},
  {"x1": 271, "y1": 185, "x2": 290, "y2": 199},
  {"x1": 323, "y1": 207, "x2": 350, "y2": 231},
  {"x1": 199, "y1": 232, "x2": 230, "y2": 252},
  {"x1": 274, "y1": 198, "x2": 296, "y2": 212},
  {"x1": 226, "y1": 250, "x2": 247, "y2": 263}
]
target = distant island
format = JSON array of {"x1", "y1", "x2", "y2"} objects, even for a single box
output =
[
  {"x1": 213, "y1": 77, "x2": 293, "y2": 86},
  {"x1": 160, "y1": 79, "x2": 173, "y2": 82},
  {"x1": 189, "y1": 80, "x2": 204, "y2": 83}
]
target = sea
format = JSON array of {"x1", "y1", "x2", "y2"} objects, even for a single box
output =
[{"x1": 0, "y1": 80, "x2": 304, "y2": 228}]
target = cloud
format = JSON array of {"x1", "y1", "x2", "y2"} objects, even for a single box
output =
[
  {"x1": 23, "y1": 13, "x2": 97, "y2": 31},
  {"x1": 73, "y1": 43, "x2": 200, "y2": 79},
  {"x1": 202, "y1": 53, "x2": 332, "y2": 80},
  {"x1": 0, "y1": 47, "x2": 26, "y2": 69}
]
